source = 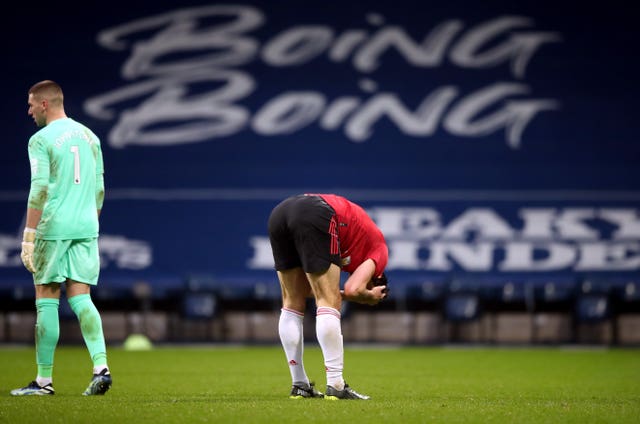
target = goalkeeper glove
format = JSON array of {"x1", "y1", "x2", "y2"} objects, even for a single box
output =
[{"x1": 20, "y1": 228, "x2": 37, "y2": 273}]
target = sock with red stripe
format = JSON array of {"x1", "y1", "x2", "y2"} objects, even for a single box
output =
[
  {"x1": 316, "y1": 306, "x2": 344, "y2": 390},
  {"x1": 279, "y1": 308, "x2": 309, "y2": 387}
]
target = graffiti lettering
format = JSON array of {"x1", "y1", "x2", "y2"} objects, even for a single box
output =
[{"x1": 87, "y1": 5, "x2": 561, "y2": 149}]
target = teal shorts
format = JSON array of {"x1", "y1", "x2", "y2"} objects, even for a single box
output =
[{"x1": 33, "y1": 238, "x2": 100, "y2": 286}]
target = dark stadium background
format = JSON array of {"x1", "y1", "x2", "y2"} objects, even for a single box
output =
[{"x1": 0, "y1": 0, "x2": 638, "y2": 344}]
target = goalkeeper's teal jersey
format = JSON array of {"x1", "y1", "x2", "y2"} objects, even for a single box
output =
[{"x1": 28, "y1": 117, "x2": 104, "y2": 240}]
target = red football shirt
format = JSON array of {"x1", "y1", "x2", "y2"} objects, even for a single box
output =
[{"x1": 316, "y1": 194, "x2": 388, "y2": 276}]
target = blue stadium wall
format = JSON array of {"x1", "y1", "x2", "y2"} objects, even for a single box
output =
[{"x1": 0, "y1": 0, "x2": 638, "y2": 292}]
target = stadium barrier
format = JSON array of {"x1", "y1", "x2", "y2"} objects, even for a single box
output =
[{"x1": 0, "y1": 275, "x2": 639, "y2": 345}]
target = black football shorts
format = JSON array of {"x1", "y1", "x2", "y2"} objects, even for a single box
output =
[{"x1": 268, "y1": 194, "x2": 341, "y2": 273}]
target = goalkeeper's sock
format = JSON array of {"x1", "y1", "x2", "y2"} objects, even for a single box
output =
[
  {"x1": 68, "y1": 294, "x2": 108, "y2": 369},
  {"x1": 35, "y1": 298, "x2": 60, "y2": 384},
  {"x1": 279, "y1": 308, "x2": 310, "y2": 386},
  {"x1": 94, "y1": 365, "x2": 110, "y2": 375},
  {"x1": 36, "y1": 376, "x2": 52, "y2": 387},
  {"x1": 316, "y1": 306, "x2": 345, "y2": 391}
]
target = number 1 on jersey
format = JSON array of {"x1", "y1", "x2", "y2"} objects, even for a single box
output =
[{"x1": 70, "y1": 145, "x2": 80, "y2": 184}]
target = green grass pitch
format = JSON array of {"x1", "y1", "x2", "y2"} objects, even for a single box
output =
[{"x1": 1, "y1": 345, "x2": 638, "y2": 423}]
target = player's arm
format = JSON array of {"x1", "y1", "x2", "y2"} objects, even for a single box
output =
[
  {"x1": 24, "y1": 207, "x2": 43, "y2": 229},
  {"x1": 341, "y1": 258, "x2": 387, "y2": 305},
  {"x1": 21, "y1": 138, "x2": 49, "y2": 273},
  {"x1": 95, "y1": 140, "x2": 105, "y2": 217},
  {"x1": 96, "y1": 173, "x2": 104, "y2": 217}
]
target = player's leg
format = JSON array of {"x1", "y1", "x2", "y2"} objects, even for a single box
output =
[
  {"x1": 65, "y1": 238, "x2": 112, "y2": 395},
  {"x1": 307, "y1": 265, "x2": 370, "y2": 400},
  {"x1": 34, "y1": 284, "x2": 61, "y2": 390},
  {"x1": 66, "y1": 281, "x2": 109, "y2": 370},
  {"x1": 277, "y1": 268, "x2": 322, "y2": 398},
  {"x1": 269, "y1": 196, "x2": 323, "y2": 398},
  {"x1": 11, "y1": 240, "x2": 64, "y2": 396},
  {"x1": 306, "y1": 264, "x2": 345, "y2": 388}
]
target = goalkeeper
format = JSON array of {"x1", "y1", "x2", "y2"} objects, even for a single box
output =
[
  {"x1": 11, "y1": 81, "x2": 112, "y2": 397},
  {"x1": 268, "y1": 193, "x2": 389, "y2": 400}
]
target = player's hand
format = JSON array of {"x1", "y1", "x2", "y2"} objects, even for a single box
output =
[
  {"x1": 359, "y1": 284, "x2": 388, "y2": 305},
  {"x1": 20, "y1": 228, "x2": 37, "y2": 273},
  {"x1": 367, "y1": 273, "x2": 389, "y2": 304},
  {"x1": 370, "y1": 285, "x2": 388, "y2": 304}
]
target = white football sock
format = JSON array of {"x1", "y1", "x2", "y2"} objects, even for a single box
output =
[
  {"x1": 93, "y1": 365, "x2": 109, "y2": 375},
  {"x1": 316, "y1": 306, "x2": 344, "y2": 390},
  {"x1": 36, "y1": 376, "x2": 52, "y2": 387},
  {"x1": 279, "y1": 308, "x2": 309, "y2": 386}
]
